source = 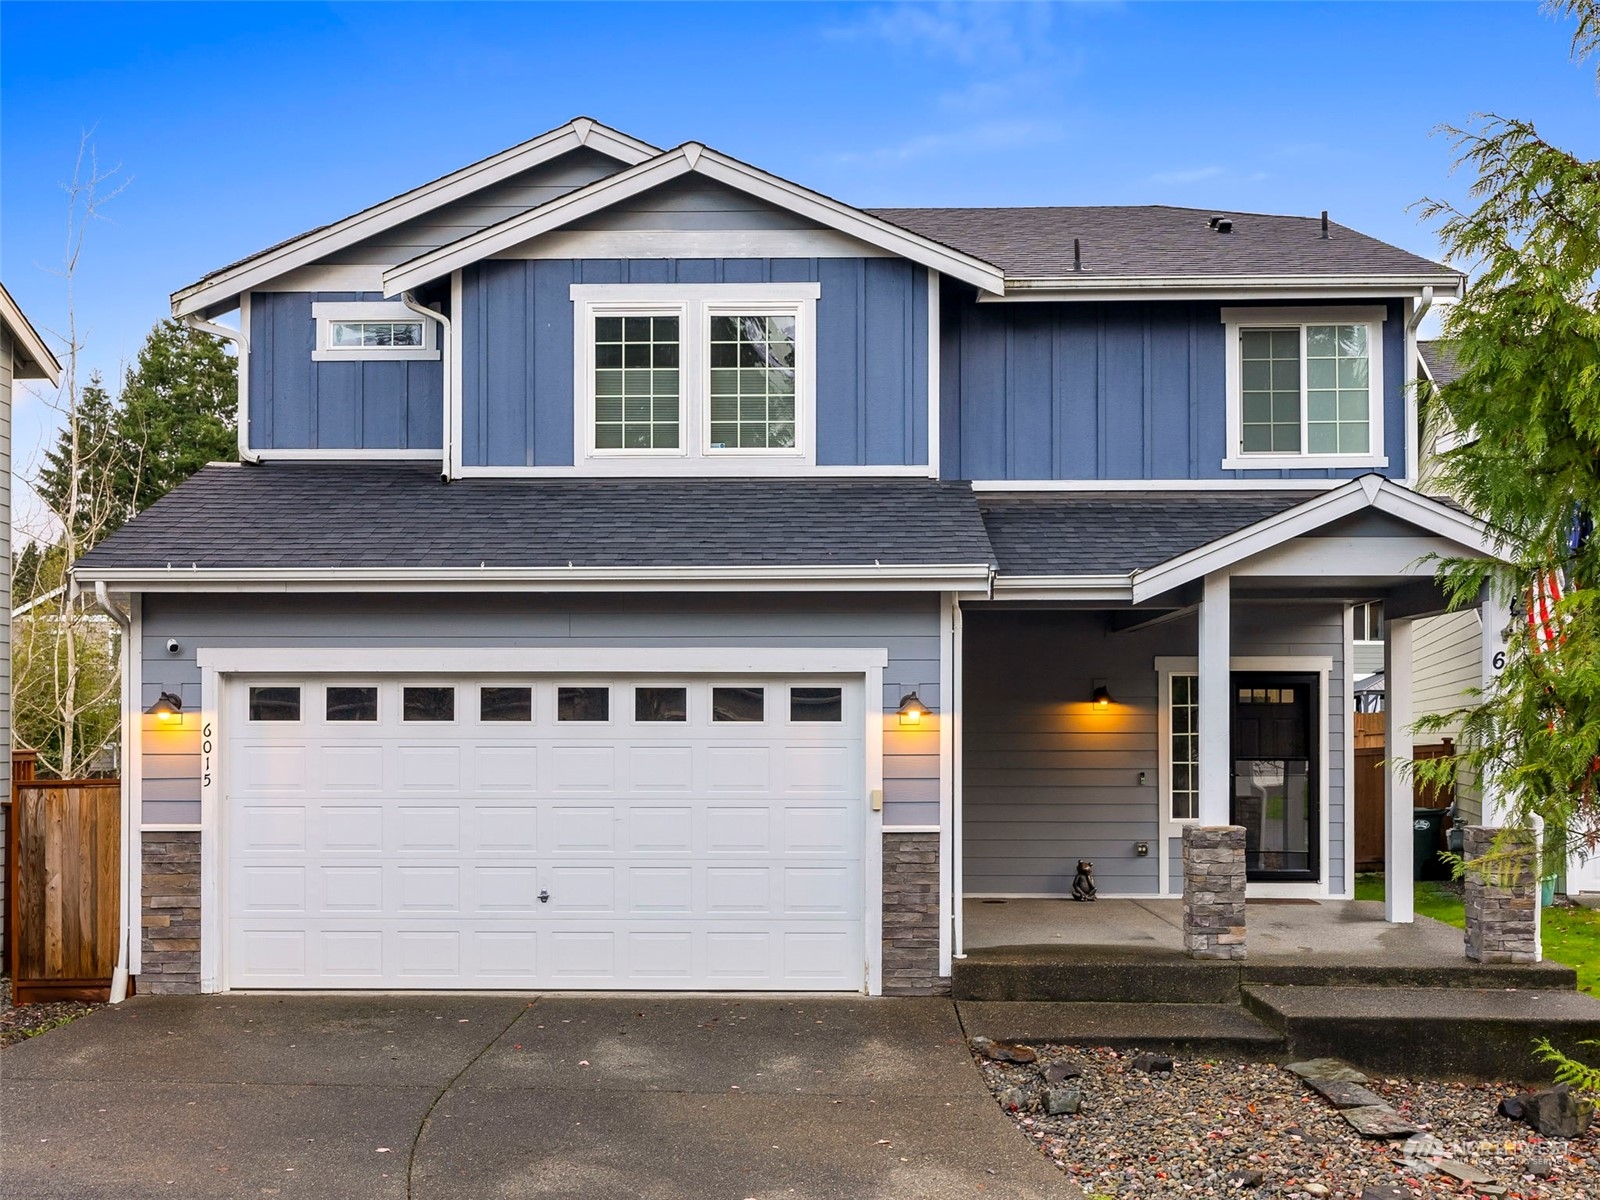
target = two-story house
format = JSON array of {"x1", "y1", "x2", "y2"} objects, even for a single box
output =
[{"x1": 76, "y1": 118, "x2": 1498, "y2": 999}]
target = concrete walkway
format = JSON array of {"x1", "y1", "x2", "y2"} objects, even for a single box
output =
[{"x1": 0, "y1": 993, "x2": 1082, "y2": 1200}]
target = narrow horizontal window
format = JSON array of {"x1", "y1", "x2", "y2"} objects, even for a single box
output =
[
  {"x1": 330, "y1": 320, "x2": 424, "y2": 349},
  {"x1": 327, "y1": 686, "x2": 378, "y2": 722},
  {"x1": 635, "y1": 686, "x2": 687, "y2": 722},
  {"x1": 558, "y1": 686, "x2": 609, "y2": 722},
  {"x1": 594, "y1": 315, "x2": 680, "y2": 451},
  {"x1": 480, "y1": 686, "x2": 532, "y2": 722},
  {"x1": 403, "y1": 686, "x2": 455, "y2": 722},
  {"x1": 712, "y1": 686, "x2": 764, "y2": 722},
  {"x1": 249, "y1": 686, "x2": 300, "y2": 722},
  {"x1": 790, "y1": 686, "x2": 842, "y2": 722}
]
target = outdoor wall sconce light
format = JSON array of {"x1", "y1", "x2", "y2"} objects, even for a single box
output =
[
  {"x1": 1091, "y1": 679, "x2": 1113, "y2": 708},
  {"x1": 146, "y1": 692, "x2": 183, "y2": 722},
  {"x1": 897, "y1": 692, "x2": 928, "y2": 726}
]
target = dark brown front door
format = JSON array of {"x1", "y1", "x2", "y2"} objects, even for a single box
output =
[{"x1": 1231, "y1": 672, "x2": 1319, "y2": 881}]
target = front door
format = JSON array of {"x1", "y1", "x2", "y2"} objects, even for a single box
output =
[{"x1": 1231, "y1": 673, "x2": 1319, "y2": 881}]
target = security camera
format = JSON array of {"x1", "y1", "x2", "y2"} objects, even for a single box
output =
[{"x1": 166, "y1": 639, "x2": 180, "y2": 654}]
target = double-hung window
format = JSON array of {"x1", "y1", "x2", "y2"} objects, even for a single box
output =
[
  {"x1": 574, "y1": 283, "x2": 818, "y2": 470},
  {"x1": 312, "y1": 301, "x2": 439, "y2": 362},
  {"x1": 1221, "y1": 306, "x2": 1386, "y2": 470}
]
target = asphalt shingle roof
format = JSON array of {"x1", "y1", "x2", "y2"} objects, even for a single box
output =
[
  {"x1": 866, "y1": 205, "x2": 1454, "y2": 282},
  {"x1": 1419, "y1": 340, "x2": 1463, "y2": 387},
  {"x1": 76, "y1": 463, "x2": 998, "y2": 572},
  {"x1": 977, "y1": 492, "x2": 1307, "y2": 576}
]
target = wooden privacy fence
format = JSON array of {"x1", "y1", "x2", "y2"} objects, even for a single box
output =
[
  {"x1": 1352, "y1": 733, "x2": 1456, "y2": 873},
  {"x1": 5, "y1": 773, "x2": 121, "y2": 1003}
]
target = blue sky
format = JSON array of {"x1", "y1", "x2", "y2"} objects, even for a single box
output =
[{"x1": 1, "y1": 0, "x2": 1594, "y2": 504}]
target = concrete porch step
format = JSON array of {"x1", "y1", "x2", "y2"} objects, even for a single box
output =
[
  {"x1": 954, "y1": 946, "x2": 1241, "y2": 1004},
  {"x1": 956, "y1": 999, "x2": 1285, "y2": 1058},
  {"x1": 1243, "y1": 984, "x2": 1600, "y2": 1081},
  {"x1": 952, "y1": 945, "x2": 1577, "y2": 1003}
]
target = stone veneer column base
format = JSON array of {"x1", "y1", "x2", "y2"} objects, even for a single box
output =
[
  {"x1": 141, "y1": 831, "x2": 202, "y2": 994},
  {"x1": 882, "y1": 831, "x2": 947, "y2": 996},
  {"x1": 1463, "y1": 826, "x2": 1540, "y2": 963},
  {"x1": 1183, "y1": 825, "x2": 1247, "y2": 960}
]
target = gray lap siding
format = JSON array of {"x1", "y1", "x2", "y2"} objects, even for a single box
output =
[{"x1": 137, "y1": 592, "x2": 942, "y2": 828}]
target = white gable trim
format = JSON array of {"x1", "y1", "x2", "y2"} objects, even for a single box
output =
[
  {"x1": 382, "y1": 145, "x2": 1007, "y2": 297},
  {"x1": 171, "y1": 118, "x2": 659, "y2": 319},
  {"x1": 0, "y1": 283, "x2": 61, "y2": 383},
  {"x1": 1129, "y1": 475, "x2": 1499, "y2": 603}
]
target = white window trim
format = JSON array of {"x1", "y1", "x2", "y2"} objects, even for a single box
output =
[
  {"x1": 311, "y1": 301, "x2": 439, "y2": 362},
  {"x1": 1220, "y1": 305, "x2": 1387, "y2": 472},
  {"x1": 571, "y1": 282, "x2": 819, "y2": 474}
]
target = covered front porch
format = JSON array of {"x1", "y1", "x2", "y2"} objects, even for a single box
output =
[{"x1": 953, "y1": 477, "x2": 1507, "y2": 964}]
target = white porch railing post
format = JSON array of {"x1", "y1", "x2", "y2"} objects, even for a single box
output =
[
  {"x1": 1384, "y1": 616, "x2": 1415, "y2": 922},
  {"x1": 1197, "y1": 571, "x2": 1232, "y2": 828}
]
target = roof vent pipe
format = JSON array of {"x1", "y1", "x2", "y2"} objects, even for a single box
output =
[
  {"x1": 1321, "y1": 210, "x2": 1330, "y2": 239},
  {"x1": 1073, "y1": 238, "x2": 1083, "y2": 272}
]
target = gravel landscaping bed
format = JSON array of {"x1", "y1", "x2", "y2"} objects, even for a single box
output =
[
  {"x1": 0, "y1": 975, "x2": 103, "y2": 1047},
  {"x1": 975, "y1": 1043, "x2": 1597, "y2": 1199}
]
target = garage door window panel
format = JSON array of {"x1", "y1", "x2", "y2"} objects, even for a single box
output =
[
  {"x1": 712, "y1": 687, "x2": 764, "y2": 722},
  {"x1": 403, "y1": 686, "x2": 456, "y2": 722},
  {"x1": 480, "y1": 686, "x2": 533, "y2": 723},
  {"x1": 327, "y1": 686, "x2": 378, "y2": 722},
  {"x1": 249, "y1": 686, "x2": 301, "y2": 722},
  {"x1": 558, "y1": 686, "x2": 610, "y2": 722},
  {"x1": 790, "y1": 687, "x2": 842, "y2": 723},
  {"x1": 635, "y1": 686, "x2": 687, "y2": 722}
]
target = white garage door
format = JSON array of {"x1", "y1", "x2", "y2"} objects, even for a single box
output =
[{"x1": 223, "y1": 675, "x2": 865, "y2": 990}]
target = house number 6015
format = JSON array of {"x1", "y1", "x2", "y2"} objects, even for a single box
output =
[{"x1": 202, "y1": 722, "x2": 214, "y2": 788}]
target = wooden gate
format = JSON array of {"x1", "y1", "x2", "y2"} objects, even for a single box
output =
[
  {"x1": 1351, "y1": 727, "x2": 1456, "y2": 873},
  {"x1": 5, "y1": 777, "x2": 121, "y2": 1002}
]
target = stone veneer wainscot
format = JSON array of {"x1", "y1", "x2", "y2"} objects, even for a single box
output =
[
  {"x1": 141, "y1": 831, "x2": 202, "y2": 994},
  {"x1": 882, "y1": 831, "x2": 946, "y2": 995}
]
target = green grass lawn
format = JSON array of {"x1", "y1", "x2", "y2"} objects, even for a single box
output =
[{"x1": 1353, "y1": 872, "x2": 1600, "y2": 994}]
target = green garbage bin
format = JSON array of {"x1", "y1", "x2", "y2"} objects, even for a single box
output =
[{"x1": 1413, "y1": 807, "x2": 1448, "y2": 881}]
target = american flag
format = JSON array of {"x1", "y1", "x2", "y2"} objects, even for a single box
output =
[{"x1": 1528, "y1": 567, "x2": 1566, "y2": 653}]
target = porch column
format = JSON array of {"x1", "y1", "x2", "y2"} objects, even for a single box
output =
[
  {"x1": 1197, "y1": 571, "x2": 1232, "y2": 825},
  {"x1": 1479, "y1": 595, "x2": 1511, "y2": 826},
  {"x1": 1384, "y1": 615, "x2": 1415, "y2": 922}
]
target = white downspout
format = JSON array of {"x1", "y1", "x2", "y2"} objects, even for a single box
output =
[
  {"x1": 183, "y1": 313, "x2": 257, "y2": 465},
  {"x1": 401, "y1": 292, "x2": 453, "y2": 482},
  {"x1": 92, "y1": 581, "x2": 134, "y2": 1002},
  {"x1": 1404, "y1": 286, "x2": 1434, "y2": 486}
]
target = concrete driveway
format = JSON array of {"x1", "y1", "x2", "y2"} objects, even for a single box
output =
[{"x1": 0, "y1": 993, "x2": 1081, "y2": 1200}]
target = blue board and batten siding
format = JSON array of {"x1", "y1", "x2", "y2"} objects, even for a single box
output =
[
  {"x1": 249, "y1": 291, "x2": 443, "y2": 451},
  {"x1": 137, "y1": 593, "x2": 942, "y2": 828},
  {"x1": 940, "y1": 288, "x2": 1407, "y2": 482},
  {"x1": 459, "y1": 257, "x2": 929, "y2": 468}
]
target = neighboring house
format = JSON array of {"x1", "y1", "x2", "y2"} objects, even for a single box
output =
[
  {"x1": 0, "y1": 285, "x2": 63, "y2": 944},
  {"x1": 75, "y1": 118, "x2": 1498, "y2": 998}
]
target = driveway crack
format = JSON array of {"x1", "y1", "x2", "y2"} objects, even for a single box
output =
[{"x1": 406, "y1": 997, "x2": 536, "y2": 1199}]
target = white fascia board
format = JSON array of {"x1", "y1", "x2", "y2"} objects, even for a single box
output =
[
  {"x1": 969, "y1": 478, "x2": 1339, "y2": 493},
  {"x1": 74, "y1": 562, "x2": 996, "y2": 594},
  {"x1": 989, "y1": 574, "x2": 1133, "y2": 601},
  {"x1": 196, "y1": 646, "x2": 890, "y2": 676},
  {"x1": 1129, "y1": 476, "x2": 1501, "y2": 603},
  {"x1": 171, "y1": 118, "x2": 659, "y2": 319},
  {"x1": 384, "y1": 144, "x2": 1007, "y2": 297},
  {"x1": 989, "y1": 273, "x2": 1466, "y2": 303},
  {"x1": 0, "y1": 282, "x2": 62, "y2": 383}
]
